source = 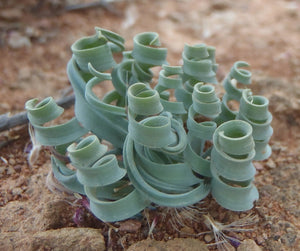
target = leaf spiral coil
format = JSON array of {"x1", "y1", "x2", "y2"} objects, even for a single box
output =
[
  {"x1": 216, "y1": 61, "x2": 252, "y2": 124},
  {"x1": 124, "y1": 83, "x2": 210, "y2": 207},
  {"x1": 155, "y1": 65, "x2": 186, "y2": 115},
  {"x1": 175, "y1": 44, "x2": 218, "y2": 110},
  {"x1": 237, "y1": 89, "x2": 273, "y2": 160},
  {"x1": 211, "y1": 120, "x2": 258, "y2": 211},
  {"x1": 53, "y1": 135, "x2": 149, "y2": 222},
  {"x1": 25, "y1": 97, "x2": 88, "y2": 146}
]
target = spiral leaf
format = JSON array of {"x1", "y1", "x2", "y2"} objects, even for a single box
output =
[
  {"x1": 237, "y1": 89, "x2": 273, "y2": 160},
  {"x1": 111, "y1": 58, "x2": 134, "y2": 96},
  {"x1": 216, "y1": 61, "x2": 252, "y2": 124},
  {"x1": 192, "y1": 83, "x2": 221, "y2": 118},
  {"x1": 67, "y1": 58, "x2": 128, "y2": 148},
  {"x1": 52, "y1": 135, "x2": 149, "y2": 222},
  {"x1": 155, "y1": 65, "x2": 186, "y2": 115},
  {"x1": 85, "y1": 68, "x2": 126, "y2": 117},
  {"x1": 132, "y1": 32, "x2": 167, "y2": 66},
  {"x1": 223, "y1": 61, "x2": 252, "y2": 101},
  {"x1": 125, "y1": 83, "x2": 210, "y2": 206},
  {"x1": 25, "y1": 97, "x2": 88, "y2": 146},
  {"x1": 182, "y1": 44, "x2": 218, "y2": 84},
  {"x1": 71, "y1": 27, "x2": 124, "y2": 73},
  {"x1": 175, "y1": 44, "x2": 218, "y2": 110},
  {"x1": 211, "y1": 120, "x2": 258, "y2": 211},
  {"x1": 124, "y1": 135, "x2": 210, "y2": 207}
]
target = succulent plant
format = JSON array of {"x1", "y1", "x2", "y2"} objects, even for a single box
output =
[{"x1": 25, "y1": 27, "x2": 272, "y2": 222}]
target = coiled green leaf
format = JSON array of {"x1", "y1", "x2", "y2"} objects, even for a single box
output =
[
  {"x1": 175, "y1": 44, "x2": 218, "y2": 110},
  {"x1": 111, "y1": 58, "x2": 134, "y2": 96},
  {"x1": 237, "y1": 89, "x2": 273, "y2": 160},
  {"x1": 223, "y1": 61, "x2": 252, "y2": 100},
  {"x1": 51, "y1": 156, "x2": 85, "y2": 194},
  {"x1": 124, "y1": 83, "x2": 210, "y2": 207},
  {"x1": 25, "y1": 97, "x2": 88, "y2": 146},
  {"x1": 85, "y1": 187, "x2": 149, "y2": 222},
  {"x1": 211, "y1": 120, "x2": 258, "y2": 211},
  {"x1": 182, "y1": 44, "x2": 218, "y2": 84},
  {"x1": 184, "y1": 82, "x2": 221, "y2": 177},
  {"x1": 155, "y1": 65, "x2": 186, "y2": 115},
  {"x1": 85, "y1": 64, "x2": 126, "y2": 116},
  {"x1": 67, "y1": 135, "x2": 126, "y2": 187},
  {"x1": 132, "y1": 32, "x2": 167, "y2": 66},
  {"x1": 192, "y1": 83, "x2": 221, "y2": 118},
  {"x1": 52, "y1": 134, "x2": 149, "y2": 222},
  {"x1": 71, "y1": 27, "x2": 124, "y2": 73},
  {"x1": 127, "y1": 83, "x2": 174, "y2": 148},
  {"x1": 216, "y1": 61, "x2": 252, "y2": 124},
  {"x1": 67, "y1": 58, "x2": 128, "y2": 148},
  {"x1": 128, "y1": 82, "x2": 163, "y2": 116},
  {"x1": 124, "y1": 135, "x2": 210, "y2": 207},
  {"x1": 111, "y1": 39, "x2": 168, "y2": 98}
]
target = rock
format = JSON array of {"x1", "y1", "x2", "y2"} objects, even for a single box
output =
[
  {"x1": 12, "y1": 187, "x2": 23, "y2": 196},
  {"x1": 0, "y1": 232, "x2": 31, "y2": 250},
  {"x1": 253, "y1": 161, "x2": 264, "y2": 170},
  {"x1": 0, "y1": 8, "x2": 22, "y2": 21},
  {"x1": 0, "y1": 201, "x2": 29, "y2": 232},
  {"x1": 0, "y1": 166, "x2": 5, "y2": 174},
  {"x1": 237, "y1": 239, "x2": 262, "y2": 251},
  {"x1": 18, "y1": 67, "x2": 32, "y2": 81},
  {"x1": 7, "y1": 32, "x2": 31, "y2": 49},
  {"x1": 280, "y1": 231, "x2": 298, "y2": 247},
  {"x1": 179, "y1": 226, "x2": 195, "y2": 237},
  {"x1": 26, "y1": 199, "x2": 74, "y2": 231},
  {"x1": 210, "y1": 0, "x2": 231, "y2": 11},
  {"x1": 127, "y1": 238, "x2": 208, "y2": 251},
  {"x1": 6, "y1": 166, "x2": 15, "y2": 175},
  {"x1": 204, "y1": 233, "x2": 214, "y2": 243},
  {"x1": 265, "y1": 159, "x2": 276, "y2": 169},
  {"x1": 31, "y1": 228, "x2": 105, "y2": 251},
  {"x1": 256, "y1": 236, "x2": 264, "y2": 245},
  {"x1": 265, "y1": 238, "x2": 284, "y2": 251},
  {"x1": 25, "y1": 26, "x2": 41, "y2": 39},
  {"x1": 0, "y1": 228, "x2": 105, "y2": 251},
  {"x1": 118, "y1": 219, "x2": 142, "y2": 233}
]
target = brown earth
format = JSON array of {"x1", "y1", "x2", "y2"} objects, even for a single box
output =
[{"x1": 0, "y1": 0, "x2": 299, "y2": 250}]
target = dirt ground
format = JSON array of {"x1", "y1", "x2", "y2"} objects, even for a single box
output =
[{"x1": 0, "y1": 0, "x2": 299, "y2": 250}]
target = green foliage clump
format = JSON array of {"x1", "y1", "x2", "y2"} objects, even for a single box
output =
[{"x1": 25, "y1": 27, "x2": 273, "y2": 222}]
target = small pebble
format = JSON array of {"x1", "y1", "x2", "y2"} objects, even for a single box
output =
[
  {"x1": 256, "y1": 236, "x2": 264, "y2": 245},
  {"x1": 13, "y1": 165, "x2": 22, "y2": 173},
  {"x1": 12, "y1": 187, "x2": 22, "y2": 196},
  {"x1": 0, "y1": 166, "x2": 5, "y2": 174},
  {"x1": 119, "y1": 219, "x2": 142, "y2": 233},
  {"x1": 265, "y1": 159, "x2": 276, "y2": 169},
  {"x1": 237, "y1": 239, "x2": 262, "y2": 251},
  {"x1": 0, "y1": 8, "x2": 22, "y2": 20},
  {"x1": 204, "y1": 233, "x2": 214, "y2": 243},
  {"x1": 254, "y1": 162, "x2": 264, "y2": 170},
  {"x1": 6, "y1": 166, "x2": 16, "y2": 175},
  {"x1": 9, "y1": 158, "x2": 16, "y2": 165},
  {"x1": 7, "y1": 32, "x2": 31, "y2": 49},
  {"x1": 179, "y1": 226, "x2": 195, "y2": 237}
]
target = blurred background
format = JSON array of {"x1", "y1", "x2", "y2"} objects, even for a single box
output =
[{"x1": 0, "y1": 0, "x2": 299, "y2": 113}]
